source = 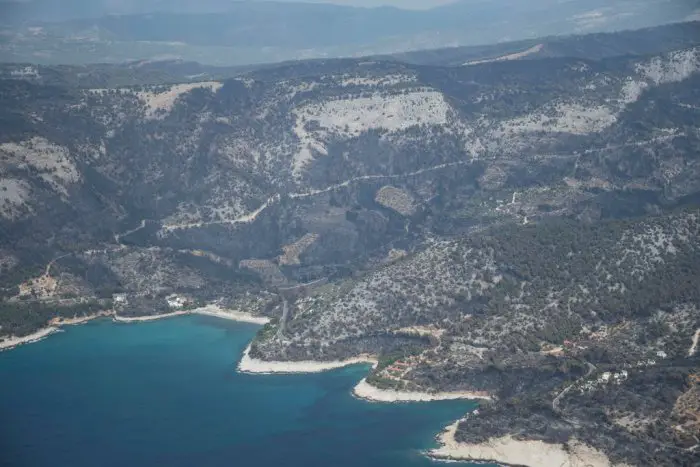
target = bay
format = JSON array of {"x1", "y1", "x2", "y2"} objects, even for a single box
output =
[{"x1": 0, "y1": 316, "x2": 484, "y2": 467}]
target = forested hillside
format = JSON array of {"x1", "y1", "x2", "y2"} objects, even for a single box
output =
[{"x1": 1, "y1": 21, "x2": 699, "y2": 465}]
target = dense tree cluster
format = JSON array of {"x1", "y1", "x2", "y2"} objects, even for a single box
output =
[{"x1": 0, "y1": 300, "x2": 108, "y2": 337}]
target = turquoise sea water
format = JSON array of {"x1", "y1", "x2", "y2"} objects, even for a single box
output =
[{"x1": 0, "y1": 316, "x2": 483, "y2": 467}]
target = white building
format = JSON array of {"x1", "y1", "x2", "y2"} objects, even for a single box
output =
[
  {"x1": 113, "y1": 293, "x2": 127, "y2": 304},
  {"x1": 166, "y1": 294, "x2": 189, "y2": 309}
]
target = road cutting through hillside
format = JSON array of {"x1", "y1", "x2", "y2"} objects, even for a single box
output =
[{"x1": 161, "y1": 160, "x2": 472, "y2": 233}]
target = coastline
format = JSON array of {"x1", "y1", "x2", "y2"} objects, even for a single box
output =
[
  {"x1": 50, "y1": 310, "x2": 114, "y2": 326},
  {"x1": 428, "y1": 420, "x2": 621, "y2": 467},
  {"x1": 113, "y1": 305, "x2": 271, "y2": 324},
  {"x1": 0, "y1": 327, "x2": 60, "y2": 352},
  {"x1": 352, "y1": 378, "x2": 492, "y2": 403},
  {"x1": 1, "y1": 305, "x2": 513, "y2": 465},
  {"x1": 113, "y1": 310, "x2": 190, "y2": 322},
  {"x1": 1, "y1": 305, "x2": 270, "y2": 352},
  {"x1": 238, "y1": 347, "x2": 493, "y2": 404},
  {"x1": 190, "y1": 305, "x2": 270, "y2": 325},
  {"x1": 112, "y1": 311, "x2": 189, "y2": 323},
  {"x1": 238, "y1": 343, "x2": 378, "y2": 374},
  {"x1": 1, "y1": 310, "x2": 115, "y2": 352}
]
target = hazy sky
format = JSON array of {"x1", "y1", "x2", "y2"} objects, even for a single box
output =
[
  {"x1": 4, "y1": 0, "x2": 461, "y2": 10},
  {"x1": 0, "y1": 0, "x2": 460, "y2": 26}
]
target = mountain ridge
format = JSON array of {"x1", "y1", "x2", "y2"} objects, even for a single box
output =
[{"x1": 2, "y1": 0, "x2": 698, "y2": 65}]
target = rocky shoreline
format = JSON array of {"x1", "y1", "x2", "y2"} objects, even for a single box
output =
[
  {"x1": 0, "y1": 326, "x2": 60, "y2": 352},
  {"x1": 238, "y1": 344, "x2": 378, "y2": 374},
  {"x1": 352, "y1": 378, "x2": 491, "y2": 403},
  {"x1": 427, "y1": 420, "x2": 626, "y2": 467}
]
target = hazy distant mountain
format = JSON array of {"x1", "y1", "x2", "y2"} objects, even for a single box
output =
[
  {"x1": 1, "y1": 0, "x2": 698, "y2": 65},
  {"x1": 1, "y1": 0, "x2": 461, "y2": 21}
]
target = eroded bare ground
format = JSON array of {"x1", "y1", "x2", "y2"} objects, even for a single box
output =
[{"x1": 463, "y1": 43, "x2": 544, "y2": 66}]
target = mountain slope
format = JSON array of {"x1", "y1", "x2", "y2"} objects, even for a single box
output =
[
  {"x1": 1, "y1": 35, "x2": 699, "y2": 297},
  {"x1": 0, "y1": 22, "x2": 699, "y2": 466}
]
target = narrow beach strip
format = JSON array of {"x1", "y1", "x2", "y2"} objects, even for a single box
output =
[
  {"x1": 238, "y1": 344, "x2": 377, "y2": 374},
  {"x1": 428, "y1": 420, "x2": 618, "y2": 466},
  {"x1": 1, "y1": 304, "x2": 270, "y2": 352},
  {"x1": 0, "y1": 327, "x2": 60, "y2": 351},
  {"x1": 112, "y1": 305, "x2": 270, "y2": 324},
  {"x1": 113, "y1": 310, "x2": 190, "y2": 322},
  {"x1": 353, "y1": 378, "x2": 492, "y2": 403},
  {"x1": 190, "y1": 305, "x2": 270, "y2": 325},
  {"x1": 237, "y1": 348, "x2": 491, "y2": 402}
]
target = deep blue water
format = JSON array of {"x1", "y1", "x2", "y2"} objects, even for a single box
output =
[{"x1": 0, "y1": 316, "x2": 482, "y2": 467}]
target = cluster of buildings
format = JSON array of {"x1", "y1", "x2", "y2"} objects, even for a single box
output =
[
  {"x1": 112, "y1": 293, "x2": 192, "y2": 310},
  {"x1": 579, "y1": 369, "x2": 629, "y2": 393}
]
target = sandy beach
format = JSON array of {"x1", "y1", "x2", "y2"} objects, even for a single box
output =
[
  {"x1": 238, "y1": 344, "x2": 378, "y2": 374},
  {"x1": 113, "y1": 310, "x2": 190, "y2": 322},
  {"x1": 0, "y1": 327, "x2": 60, "y2": 351},
  {"x1": 113, "y1": 305, "x2": 270, "y2": 324},
  {"x1": 428, "y1": 420, "x2": 622, "y2": 467},
  {"x1": 353, "y1": 378, "x2": 492, "y2": 403},
  {"x1": 190, "y1": 305, "x2": 270, "y2": 324}
]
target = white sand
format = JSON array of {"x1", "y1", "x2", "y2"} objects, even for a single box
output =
[
  {"x1": 238, "y1": 344, "x2": 377, "y2": 374},
  {"x1": 0, "y1": 327, "x2": 59, "y2": 351},
  {"x1": 113, "y1": 305, "x2": 270, "y2": 325},
  {"x1": 190, "y1": 305, "x2": 270, "y2": 325},
  {"x1": 113, "y1": 310, "x2": 190, "y2": 322},
  {"x1": 353, "y1": 379, "x2": 492, "y2": 403},
  {"x1": 428, "y1": 420, "x2": 623, "y2": 467}
]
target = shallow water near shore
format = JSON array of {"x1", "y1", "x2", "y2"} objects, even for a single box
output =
[{"x1": 0, "y1": 316, "x2": 485, "y2": 467}]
